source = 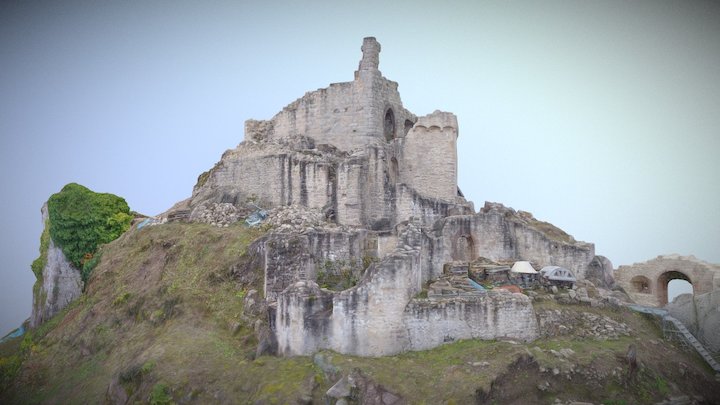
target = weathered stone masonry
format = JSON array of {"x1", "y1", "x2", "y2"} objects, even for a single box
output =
[{"x1": 186, "y1": 37, "x2": 602, "y2": 356}]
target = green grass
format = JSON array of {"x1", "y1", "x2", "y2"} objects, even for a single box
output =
[{"x1": 4, "y1": 221, "x2": 719, "y2": 404}]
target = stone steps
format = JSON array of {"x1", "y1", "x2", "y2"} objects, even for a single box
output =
[{"x1": 664, "y1": 315, "x2": 720, "y2": 372}]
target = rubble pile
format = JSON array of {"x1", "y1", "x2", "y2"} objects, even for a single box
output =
[
  {"x1": 265, "y1": 205, "x2": 328, "y2": 232},
  {"x1": 536, "y1": 308, "x2": 632, "y2": 340},
  {"x1": 190, "y1": 203, "x2": 243, "y2": 227}
]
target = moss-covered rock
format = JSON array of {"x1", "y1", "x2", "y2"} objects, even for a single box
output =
[{"x1": 47, "y1": 183, "x2": 132, "y2": 281}]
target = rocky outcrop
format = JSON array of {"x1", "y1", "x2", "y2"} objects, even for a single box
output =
[
  {"x1": 586, "y1": 255, "x2": 615, "y2": 288},
  {"x1": 666, "y1": 291, "x2": 720, "y2": 353},
  {"x1": 30, "y1": 204, "x2": 83, "y2": 328}
]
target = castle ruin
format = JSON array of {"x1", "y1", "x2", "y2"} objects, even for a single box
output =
[{"x1": 186, "y1": 38, "x2": 602, "y2": 356}]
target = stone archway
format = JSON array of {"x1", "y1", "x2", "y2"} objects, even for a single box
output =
[
  {"x1": 615, "y1": 255, "x2": 718, "y2": 308},
  {"x1": 657, "y1": 270, "x2": 693, "y2": 307}
]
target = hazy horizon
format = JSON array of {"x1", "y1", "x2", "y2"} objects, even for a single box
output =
[{"x1": 1, "y1": 0, "x2": 718, "y2": 334}]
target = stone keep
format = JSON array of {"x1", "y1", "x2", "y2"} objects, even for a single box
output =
[
  {"x1": 183, "y1": 37, "x2": 600, "y2": 356},
  {"x1": 191, "y1": 37, "x2": 470, "y2": 231}
]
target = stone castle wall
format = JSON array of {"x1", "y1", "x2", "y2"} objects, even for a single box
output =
[
  {"x1": 256, "y1": 229, "x2": 373, "y2": 301},
  {"x1": 424, "y1": 206, "x2": 595, "y2": 283},
  {"x1": 403, "y1": 293, "x2": 538, "y2": 351},
  {"x1": 274, "y1": 223, "x2": 539, "y2": 356},
  {"x1": 244, "y1": 38, "x2": 416, "y2": 153},
  {"x1": 187, "y1": 37, "x2": 598, "y2": 357}
]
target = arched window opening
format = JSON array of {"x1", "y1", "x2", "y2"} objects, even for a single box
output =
[
  {"x1": 384, "y1": 109, "x2": 396, "y2": 142},
  {"x1": 403, "y1": 119, "x2": 414, "y2": 136},
  {"x1": 631, "y1": 275, "x2": 652, "y2": 294}
]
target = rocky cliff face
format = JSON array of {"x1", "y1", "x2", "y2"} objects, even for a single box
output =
[
  {"x1": 666, "y1": 290, "x2": 720, "y2": 353},
  {"x1": 30, "y1": 204, "x2": 83, "y2": 328}
]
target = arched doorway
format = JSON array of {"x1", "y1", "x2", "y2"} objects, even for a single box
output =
[
  {"x1": 667, "y1": 279, "x2": 693, "y2": 304},
  {"x1": 384, "y1": 109, "x2": 396, "y2": 142},
  {"x1": 657, "y1": 270, "x2": 693, "y2": 306},
  {"x1": 453, "y1": 235, "x2": 475, "y2": 262}
]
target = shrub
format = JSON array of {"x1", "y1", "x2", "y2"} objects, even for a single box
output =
[
  {"x1": 150, "y1": 382, "x2": 173, "y2": 405},
  {"x1": 47, "y1": 183, "x2": 132, "y2": 281}
]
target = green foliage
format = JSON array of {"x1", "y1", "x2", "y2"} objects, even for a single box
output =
[
  {"x1": 195, "y1": 170, "x2": 211, "y2": 189},
  {"x1": 47, "y1": 183, "x2": 132, "y2": 280},
  {"x1": 81, "y1": 252, "x2": 102, "y2": 282},
  {"x1": 0, "y1": 354, "x2": 22, "y2": 393},
  {"x1": 113, "y1": 291, "x2": 131, "y2": 306},
  {"x1": 140, "y1": 360, "x2": 156, "y2": 374},
  {"x1": 150, "y1": 383, "x2": 173, "y2": 405},
  {"x1": 31, "y1": 220, "x2": 51, "y2": 280}
]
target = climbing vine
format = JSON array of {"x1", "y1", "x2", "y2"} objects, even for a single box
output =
[{"x1": 30, "y1": 220, "x2": 50, "y2": 280}]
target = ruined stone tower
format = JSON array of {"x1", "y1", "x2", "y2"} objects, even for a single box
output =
[
  {"x1": 182, "y1": 38, "x2": 598, "y2": 357},
  {"x1": 193, "y1": 37, "x2": 471, "y2": 232}
]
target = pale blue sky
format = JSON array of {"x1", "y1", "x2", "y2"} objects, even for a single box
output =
[{"x1": 1, "y1": 1, "x2": 718, "y2": 334}]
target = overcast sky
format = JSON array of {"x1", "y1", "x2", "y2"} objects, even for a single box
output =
[{"x1": 1, "y1": 0, "x2": 718, "y2": 334}]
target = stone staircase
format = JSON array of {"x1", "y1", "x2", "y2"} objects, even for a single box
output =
[{"x1": 628, "y1": 305, "x2": 720, "y2": 373}]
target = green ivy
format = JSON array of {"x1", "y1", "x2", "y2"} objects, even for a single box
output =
[
  {"x1": 30, "y1": 219, "x2": 50, "y2": 280},
  {"x1": 46, "y1": 183, "x2": 132, "y2": 281}
]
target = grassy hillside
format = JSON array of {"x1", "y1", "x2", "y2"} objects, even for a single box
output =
[{"x1": 1, "y1": 222, "x2": 719, "y2": 404}]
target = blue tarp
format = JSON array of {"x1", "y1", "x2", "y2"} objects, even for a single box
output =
[
  {"x1": 467, "y1": 278, "x2": 487, "y2": 291},
  {"x1": 245, "y1": 209, "x2": 268, "y2": 226},
  {"x1": 0, "y1": 325, "x2": 25, "y2": 343},
  {"x1": 137, "y1": 218, "x2": 154, "y2": 229}
]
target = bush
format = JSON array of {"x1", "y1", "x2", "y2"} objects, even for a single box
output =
[
  {"x1": 150, "y1": 382, "x2": 173, "y2": 405},
  {"x1": 47, "y1": 183, "x2": 132, "y2": 281}
]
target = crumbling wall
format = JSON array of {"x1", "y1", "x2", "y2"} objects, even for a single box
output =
[
  {"x1": 258, "y1": 229, "x2": 374, "y2": 300},
  {"x1": 276, "y1": 224, "x2": 424, "y2": 356},
  {"x1": 191, "y1": 145, "x2": 337, "y2": 211},
  {"x1": 274, "y1": 222, "x2": 539, "y2": 357},
  {"x1": 403, "y1": 292, "x2": 538, "y2": 351},
  {"x1": 245, "y1": 38, "x2": 415, "y2": 153},
  {"x1": 426, "y1": 204, "x2": 595, "y2": 282}
]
